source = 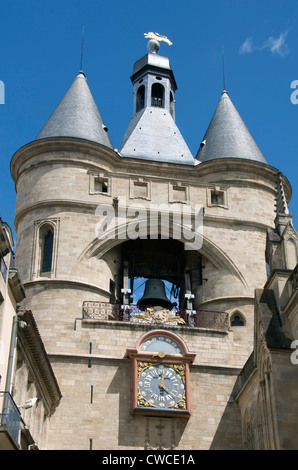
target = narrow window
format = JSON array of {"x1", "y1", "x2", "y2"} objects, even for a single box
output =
[
  {"x1": 286, "y1": 239, "x2": 297, "y2": 270},
  {"x1": 151, "y1": 83, "x2": 164, "y2": 108},
  {"x1": 32, "y1": 219, "x2": 59, "y2": 279},
  {"x1": 109, "y1": 280, "x2": 116, "y2": 303},
  {"x1": 265, "y1": 251, "x2": 270, "y2": 278},
  {"x1": 0, "y1": 257, "x2": 7, "y2": 281},
  {"x1": 136, "y1": 85, "x2": 145, "y2": 112},
  {"x1": 41, "y1": 229, "x2": 54, "y2": 273},
  {"x1": 170, "y1": 92, "x2": 174, "y2": 117}
]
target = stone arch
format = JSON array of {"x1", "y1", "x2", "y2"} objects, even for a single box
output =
[
  {"x1": 133, "y1": 329, "x2": 191, "y2": 357},
  {"x1": 75, "y1": 217, "x2": 248, "y2": 291}
]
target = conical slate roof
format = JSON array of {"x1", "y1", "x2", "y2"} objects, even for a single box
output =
[
  {"x1": 36, "y1": 71, "x2": 113, "y2": 148},
  {"x1": 196, "y1": 90, "x2": 267, "y2": 164}
]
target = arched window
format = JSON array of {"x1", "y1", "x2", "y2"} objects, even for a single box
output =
[
  {"x1": 286, "y1": 238, "x2": 297, "y2": 270},
  {"x1": 231, "y1": 312, "x2": 245, "y2": 326},
  {"x1": 151, "y1": 83, "x2": 164, "y2": 108},
  {"x1": 31, "y1": 218, "x2": 59, "y2": 279},
  {"x1": 41, "y1": 227, "x2": 54, "y2": 273},
  {"x1": 136, "y1": 85, "x2": 145, "y2": 112}
]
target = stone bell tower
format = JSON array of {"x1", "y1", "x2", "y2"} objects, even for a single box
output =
[
  {"x1": 120, "y1": 37, "x2": 194, "y2": 165},
  {"x1": 10, "y1": 34, "x2": 295, "y2": 450}
]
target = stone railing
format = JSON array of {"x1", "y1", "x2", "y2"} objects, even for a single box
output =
[{"x1": 82, "y1": 301, "x2": 230, "y2": 331}]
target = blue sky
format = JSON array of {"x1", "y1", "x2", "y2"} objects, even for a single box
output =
[{"x1": 0, "y1": 0, "x2": 297, "y2": 248}]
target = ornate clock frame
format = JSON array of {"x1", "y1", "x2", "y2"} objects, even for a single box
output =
[{"x1": 126, "y1": 330, "x2": 196, "y2": 418}]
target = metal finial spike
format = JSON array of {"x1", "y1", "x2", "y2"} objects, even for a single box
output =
[
  {"x1": 80, "y1": 25, "x2": 85, "y2": 72},
  {"x1": 222, "y1": 45, "x2": 226, "y2": 92}
]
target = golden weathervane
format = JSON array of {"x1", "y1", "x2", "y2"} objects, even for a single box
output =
[{"x1": 144, "y1": 32, "x2": 173, "y2": 46}]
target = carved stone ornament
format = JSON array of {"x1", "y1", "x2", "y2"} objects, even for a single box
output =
[{"x1": 131, "y1": 307, "x2": 186, "y2": 325}]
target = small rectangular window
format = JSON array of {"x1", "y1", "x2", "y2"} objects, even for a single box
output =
[
  {"x1": 211, "y1": 191, "x2": 224, "y2": 205},
  {"x1": 94, "y1": 177, "x2": 109, "y2": 193},
  {"x1": 207, "y1": 186, "x2": 228, "y2": 208},
  {"x1": 89, "y1": 173, "x2": 111, "y2": 195},
  {"x1": 173, "y1": 186, "x2": 187, "y2": 202},
  {"x1": 130, "y1": 179, "x2": 150, "y2": 200},
  {"x1": 169, "y1": 183, "x2": 189, "y2": 203},
  {"x1": 133, "y1": 182, "x2": 148, "y2": 198}
]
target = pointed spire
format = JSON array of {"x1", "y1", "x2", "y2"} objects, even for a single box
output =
[
  {"x1": 274, "y1": 171, "x2": 293, "y2": 235},
  {"x1": 275, "y1": 171, "x2": 290, "y2": 215},
  {"x1": 35, "y1": 71, "x2": 113, "y2": 148},
  {"x1": 196, "y1": 90, "x2": 267, "y2": 164}
]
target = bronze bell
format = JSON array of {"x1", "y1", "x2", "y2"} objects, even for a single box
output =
[{"x1": 137, "y1": 279, "x2": 172, "y2": 309}]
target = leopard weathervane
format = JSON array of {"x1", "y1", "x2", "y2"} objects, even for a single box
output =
[{"x1": 144, "y1": 32, "x2": 173, "y2": 46}]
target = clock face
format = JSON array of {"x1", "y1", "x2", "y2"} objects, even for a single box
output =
[
  {"x1": 140, "y1": 335, "x2": 182, "y2": 354},
  {"x1": 137, "y1": 362, "x2": 186, "y2": 410}
]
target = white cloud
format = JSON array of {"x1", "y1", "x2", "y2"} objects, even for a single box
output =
[
  {"x1": 239, "y1": 37, "x2": 254, "y2": 54},
  {"x1": 240, "y1": 31, "x2": 290, "y2": 57},
  {"x1": 262, "y1": 31, "x2": 289, "y2": 57}
]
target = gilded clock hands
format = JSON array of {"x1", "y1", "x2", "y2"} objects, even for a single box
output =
[
  {"x1": 158, "y1": 374, "x2": 178, "y2": 397},
  {"x1": 159, "y1": 373, "x2": 165, "y2": 385}
]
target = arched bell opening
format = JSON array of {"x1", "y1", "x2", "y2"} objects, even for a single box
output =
[
  {"x1": 117, "y1": 237, "x2": 203, "y2": 312},
  {"x1": 79, "y1": 216, "x2": 248, "y2": 317},
  {"x1": 151, "y1": 83, "x2": 165, "y2": 108},
  {"x1": 136, "y1": 85, "x2": 145, "y2": 113}
]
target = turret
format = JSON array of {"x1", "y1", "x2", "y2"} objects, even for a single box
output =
[
  {"x1": 119, "y1": 37, "x2": 194, "y2": 165},
  {"x1": 196, "y1": 90, "x2": 267, "y2": 164},
  {"x1": 36, "y1": 70, "x2": 113, "y2": 148}
]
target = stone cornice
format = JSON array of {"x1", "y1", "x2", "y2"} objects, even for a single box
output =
[
  {"x1": 47, "y1": 352, "x2": 242, "y2": 374},
  {"x1": 16, "y1": 308, "x2": 62, "y2": 412},
  {"x1": 14, "y1": 198, "x2": 274, "y2": 233},
  {"x1": 23, "y1": 278, "x2": 111, "y2": 298},
  {"x1": 13, "y1": 157, "x2": 280, "y2": 196},
  {"x1": 198, "y1": 295, "x2": 255, "y2": 309},
  {"x1": 8, "y1": 268, "x2": 26, "y2": 303},
  {"x1": 10, "y1": 137, "x2": 292, "y2": 202}
]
